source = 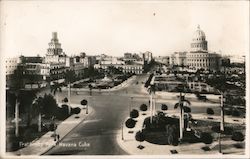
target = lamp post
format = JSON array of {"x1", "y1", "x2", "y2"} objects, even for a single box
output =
[
  {"x1": 121, "y1": 122, "x2": 124, "y2": 141},
  {"x1": 129, "y1": 97, "x2": 133, "y2": 114},
  {"x1": 219, "y1": 93, "x2": 224, "y2": 153},
  {"x1": 86, "y1": 97, "x2": 90, "y2": 114}
]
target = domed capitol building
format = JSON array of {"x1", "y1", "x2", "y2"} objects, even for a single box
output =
[{"x1": 171, "y1": 25, "x2": 221, "y2": 72}]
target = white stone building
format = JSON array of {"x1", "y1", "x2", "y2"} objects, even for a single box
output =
[{"x1": 171, "y1": 25, "x2": 222, "y2": 72}]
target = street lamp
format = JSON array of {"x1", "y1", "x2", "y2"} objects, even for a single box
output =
[
  {"x1": 129, "y1": 97, "x2": 133, "y2": 115},
  {"x1": 121, "y1": 122, "x2": 124, "y2": 141},
  {"x1": 218, "y1": 92, "x2": 225, "y2": 153}
]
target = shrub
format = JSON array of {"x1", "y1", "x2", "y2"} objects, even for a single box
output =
[
  {"x1": 135, "y1": 131, "x2": 145, "y2": 142},
  {"x1": 140, "y1": 104, "x2": 148, "y2": 111},
  {"x1": 125, "y1": 118, "x2": 136, "y2": 128},
  {"x1": 232, "y1": 132, "x2": 244, "y2": 142},
  {"x1": 56, "y1": 104, "x2": 71, "y2": 119},
  {"x1": 81, "y1": 99, "x2": 88, "y2": 106},
  {"x1": 206, "y1": 108, "x2": 214, "y2": 115},
  {"x1": 183, "y1": 106, "x2": 191, "y2": 113},
  {"x1": 224, "y1": 109, "x2": 232, "y2": 115},
  {"x1": 161, "y1": 104, "x2": 168, "y2": 111},
  {"x1": 201, "y1": 132, "x2": 213, "y2": 144},
  {"x1": 63, "y1": 97, "x2": 68, "y2": 103},
  {"x1": 232, "y1": 109, "x2": 240, "y2": 117},
  {"x1": 211, "y1": 126, "x2": 233, "y2": 135},
  {"x1": 130, "y1": 109, "x2": 139, "y2": 118},
  {"x1": 72, "y1": 107, "x2": 81, "y2": 114}
]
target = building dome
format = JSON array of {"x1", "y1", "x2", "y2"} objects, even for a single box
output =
[
  {"x1": 192, "y1": 25, "x2": 206, "y2": 41},
  {"x1": 190, "y1": 25, "x2": 208, "y2": 52}
]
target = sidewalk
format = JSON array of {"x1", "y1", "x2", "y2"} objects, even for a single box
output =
[
  {"x1": 116, "y1": 110, "x2": 245, "y2": 155},
  {"x1": 6, "y1": 104, "x2": 94, "y2": 156}
]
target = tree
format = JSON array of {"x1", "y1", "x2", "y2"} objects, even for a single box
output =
[
  {"x1": 232, "y1": 109, "x2": 240, "y2": 117},
  {"x1": 232, "y1": 132, "x2": 244, "y2": 142},
  {"x1": 201, "y1": 132, "x2": 213, "y2": 144},
  {"x1": 135, "y1": 131, "x2": 145, "y2": 149},
  {"x1": 183, "y1": 106, "x2": 191, "y2": 113},
  {"x1": 18, "y1": 90, "x2": 37, "y2": 127},
  {"x1": 125, "y1": 118, "x2": 136, "y2": 128},
  {"x1": 161, "y1": 104, "x2": 168, "y2": 111},
  {"x1": 81, "y1": 99, "x2": 88, "y2": 106},
  {"x1": 147, "y1": 84, "x2": 156, "y2": 123},
  {"x1": 72, "y1": 107, "x2": 81, "y2": 114},
  {"x1": 206, "y1": 108, "x2": 214, "y2": 115},
  {"x1": 130, "y1": 109, "x2": 139, "y2": 118},
  {"x1": 174, "y1": 83, "x2": 191, "y2": 141},
  {"x1": 32, "y1": 96, "x2": 44, "y2": 132},
  {"x1": 64, "y1": 70, "x2": 76, "y2": 115},
  {"x1": 42, "y1": 94, "x2": 58, "y2": 118},
  {"x1": 63, "y1": 97, "x2": 68, "y2": 103},
  {"x1": 50, "y1": 82, "x2": 62, "y2": 104},
  {"x1": 140, "y1": 104, "x2": 147, "y2": 111},
  {"x1": 9, "y1": 66, "x2": 25, "y2": 137}
]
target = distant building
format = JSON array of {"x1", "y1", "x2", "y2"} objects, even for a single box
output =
[
  {"x1": 155, "y1": 56, "x2": 170, "y2": 66},
  {"x1": 171, "y1": 25, "x2": 221, "y2": 72},
  {"x1": 229, "y1": 55, "x2": 245, "y2": 64},
  {"x1": 171, "y1": 52, "x2": 187, "y2": 66},
  {"x1": 5, "y1": 57, "x2": 22, "y2": 76},
  {"x1": 44, "y1": 32, "x2": 67, "y2": 81},
  {"x1": 45, "y1": 32, "x2": 67, "y2": 64},
  {"x1": 140, "y1": 51, "x2": 153, "y2": 64},
  {"x1": 94, "y1": 63, "x2": 143, "y2": 74}
]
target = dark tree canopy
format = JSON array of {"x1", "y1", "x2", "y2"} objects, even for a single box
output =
[
  {"x1": 125, "y1": 118, "x2": 136, "y2": 128},
  {"x1": 140, "y1": 104, "x2": 148, "y2": 111},
  {"x1": 161, "y1": 104, "x2": 168, "y2": 111},
  {"x1": 130, "y1": 109, "x2": 139, "y2": 118},
  {"x1": 206, "y1": 108, "x2": 214, "y2": 115},
  {"x1": 135, "y1": 131, "x2": 145, "y2": 142},
  {"x1": 81, "y1": 99, "x2": 88, "y2": 106}
]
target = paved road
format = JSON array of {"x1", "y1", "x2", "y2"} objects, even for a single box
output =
[
  {"x1": 42, "y1": 74, "x2": 220, "y2": 155},
  {"x1": 43, "y1": 74, "x2": 149, "y2": 155}
]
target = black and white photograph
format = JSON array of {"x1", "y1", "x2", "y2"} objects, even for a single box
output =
[{"x1": 0, "y1": 0, "x2": 249, "y2": 158}]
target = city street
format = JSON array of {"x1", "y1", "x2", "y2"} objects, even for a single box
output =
[
  {"x1": 41, "y1": 74, "x2": 221, "y2": 155},
  {"x1": 43, "y1": 75, "x2": 148, "y2": 155}
]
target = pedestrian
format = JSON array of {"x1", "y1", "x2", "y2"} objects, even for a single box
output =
[{"x1": 57, "y1": 134, "x2": 60, "y2": 141}]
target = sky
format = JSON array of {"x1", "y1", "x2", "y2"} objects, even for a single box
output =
[{"x1": 0, "y1": 1, "x2": 249, "y2": 58}]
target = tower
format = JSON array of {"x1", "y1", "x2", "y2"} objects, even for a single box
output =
[{"x1": 47, "y1": 32, "x2": 63, "y2": 56}]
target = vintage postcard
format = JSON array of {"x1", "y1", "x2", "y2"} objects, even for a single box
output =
[{"x1": 0, "y1": 0, "x2": 249, "y2": 158}]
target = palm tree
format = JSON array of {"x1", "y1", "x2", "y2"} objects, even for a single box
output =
[
  {"x1": 64, "y1": 70, "x2": 76, "y2": 115},
  {"x1": 50, "y1": 81, "x2": 62, "y2": 104},
  {"x1": 32, "y1": 96, "x2": 44, "y2": 132},
  {"x1": 174, "y1": 84, "x2": 191, "y2": 141},
  {"x1": 147, "y1": 84, "x2": 156, "y2": 123},
  {"x1": 9, "y1": 66, "x2": 25, "y2": 137}
]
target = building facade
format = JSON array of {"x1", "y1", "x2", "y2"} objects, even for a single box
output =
[{"x1": 171, "y1": 25, "x2": 221, "y2": 72}]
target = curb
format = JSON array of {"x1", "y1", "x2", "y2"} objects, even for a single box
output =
[{"x1": 41, "y1": 107, "x2": 95, "y2": 155}]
